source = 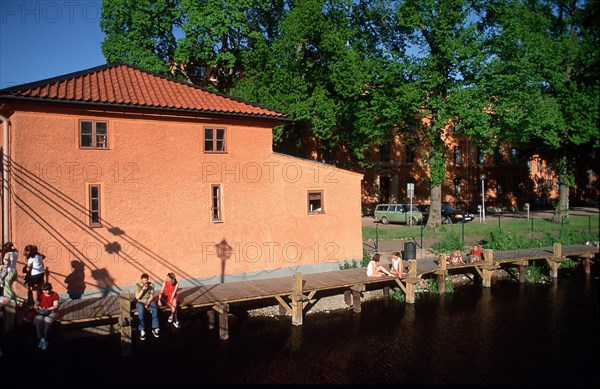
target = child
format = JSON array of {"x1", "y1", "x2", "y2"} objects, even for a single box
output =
[
  {"x1": 389, "y1": 251, "x2": 406, "y2": 277},
  {"x1": 470, "y1": 245, "x2": 483, "y2": 262},
  {"x1": 366, "y1": 253, "x2": 394, "y2": 277},
  {"x1": 157, "y1": 272, "x2": 181, "y2": 328}
]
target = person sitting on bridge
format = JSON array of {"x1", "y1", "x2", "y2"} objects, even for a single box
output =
[
  {"x1": 157, "y1": 272, "x2": 181, "y2": 328},
  {"x1": 389, "y1": 252, "x2": 406, "y2": 277},
  {"x1": 33, "y1": 282, "x2": 59, "y2": 351},
  {"x1": 449, "y1": 250, "x2": 465, "y2": 265},
  {"x1": 367, "y1": 253, "x2": 394, "y2": 277},
  {"x1": 470, "y1": 245, "x2": 484, "y2": 262},
  {"x1": 134, "y1": 273, "x2": 160, "y2": 340}
]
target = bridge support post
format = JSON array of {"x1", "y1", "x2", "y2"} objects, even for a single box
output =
[
  {"x1": 548, "y1": 243, "x2": 563, "y2": 278},
  {"x1": 403, "y1": 259, "x2": 418, "y2": 304},
  {"x1": 436, "y1": 255, "x2": 448, "y2": 294},
  {"x1": 482, "y1": 249, "x2": 495, "y2": 287},
  {"x1": 291, "y1": 272, "x2": 308, "y2": 326},
  {"x1": 343, "y1": 290, "x2": 352, "y2": 306},
  {"x1": 518, "y1": 261, "x2": 528, "y2": 283},
  {"x1": 583, "y1": 254, "x2": 591, "y2": 274},
  {"x1": 212, "y1": 303, "x2": 229, "y2": 340},
  {"x1": 207, "y1": 310, "x2": 215, "y2": 329},
  {"x1": 350, "y1": 284, "x2": 365, "y2": 313},
  {"x1": 119, "y1": 290, "x2": 132, "y2": 356}
]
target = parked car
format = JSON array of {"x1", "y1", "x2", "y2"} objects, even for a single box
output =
[
  {"x1": 373, "y1": 204, "x2": 423, "y2": 225},
  {"x1": 418, "y1": 204, "x2": 475, "y2": 224}
]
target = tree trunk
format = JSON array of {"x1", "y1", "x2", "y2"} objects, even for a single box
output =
[
  {"x1": 551, "y1": 181, "x2": 569, "y2": 223},
  {"x1": 426, "y1": 184, "x2": 442, "y2": 231}
]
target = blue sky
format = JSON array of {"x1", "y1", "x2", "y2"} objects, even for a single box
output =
[{"x1": 0, "y1": 0, "x2": 106, "y2": 89}]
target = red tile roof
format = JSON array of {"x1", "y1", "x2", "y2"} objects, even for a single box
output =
[{"x1": 0, "y1": 63, "x2": 287, "y2": 120}]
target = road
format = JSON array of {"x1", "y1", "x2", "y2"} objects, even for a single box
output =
[{"x1": 362, "y1": 206, "x2": 599, "y2": 228}]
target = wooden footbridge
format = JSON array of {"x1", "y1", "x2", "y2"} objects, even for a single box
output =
[{"x1": 1, "y1": 243, "x2": 598, "y2": 356}]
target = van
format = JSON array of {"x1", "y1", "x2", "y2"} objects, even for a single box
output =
[{"x1": 373, "y1": 204, "x2": 423, "y2": 225}]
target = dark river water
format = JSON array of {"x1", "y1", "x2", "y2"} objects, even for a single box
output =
[{"x1": 2, "y1": 271, "x2": 598, "y2": 385}]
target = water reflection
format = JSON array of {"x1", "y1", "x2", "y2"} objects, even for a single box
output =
[{"x1": 2, "y1": 275, "x2": 598, "y2": 385}]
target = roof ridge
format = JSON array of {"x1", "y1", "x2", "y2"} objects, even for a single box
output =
[{"x1": 0, "y1": 62, "x2": 288, "y2": 119}]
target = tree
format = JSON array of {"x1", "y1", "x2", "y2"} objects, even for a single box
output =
[
  {"x1": 385, "y1": 0, "x2": 494, "y2": 231},
  {"x1": 482, "y1": 0, "x2": 600, "y2": 223}
]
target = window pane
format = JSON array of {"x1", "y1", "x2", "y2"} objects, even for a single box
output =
[
  {"x1": 81, "y1": 135, "x2": 93, "y2": 147},
  {"x1": 212, "y1": 185, "x2": 221, "y2": 220},
  {"x1": 216, "y1": 129, "x2": 225, "y2": 151},
  {"x1": 216, "y1": 139, "x2": 225, "y2": 151},
  {"x1": 81, "y1": 121, "x2": 92, "y2": 134},
  {"x1": 96, "y1": 122, "x2": 107, "y2": 134},
  {"x1": 308, "y1": 191, "x2": 323, "y2": 213},
  {"x1": 204, "y1": 128, "x2": 214, "y2": 151},
  {"x1": 95, "y1": 122, "x2": 108, "y2": 148}
]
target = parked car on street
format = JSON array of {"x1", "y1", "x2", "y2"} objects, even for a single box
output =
[
  {"x1": 418, "y1": 204, "x2": 475, "y2": 224},
  {"x1": 373, "y1": 204, "x2": 423, "y2": 225}
]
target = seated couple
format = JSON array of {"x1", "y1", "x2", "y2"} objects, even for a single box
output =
[{"x1": 367, "y1": 252, "x2": 406, "y2": 277}]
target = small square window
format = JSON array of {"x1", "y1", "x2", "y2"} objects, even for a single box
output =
[
  {"x1": 204, "y1": 128, "x2": 227, "y2": 152},
  {"x1": 308, "y1": 191, "x2": 324, "y2": 214},
  {"x1": 80, "y1": 120, "x2": 108, "y2": 149}
]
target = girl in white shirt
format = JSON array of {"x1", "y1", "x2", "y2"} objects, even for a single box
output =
[{"x1": 366, "y1": 253, "x2": 393, "y2": 277}]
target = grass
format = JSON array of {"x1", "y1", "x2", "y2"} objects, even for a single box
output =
[{"x1": 362, "y1": 214, "x2": 599, "y2": 242}]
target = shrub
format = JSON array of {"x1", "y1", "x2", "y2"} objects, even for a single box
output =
[
  {"x1": 427, "y1": 276, "x2": 454, "y2": 294},
  {"x1": 338, "y1": 259, "x2": 358, "y2": 270},
  {"x1": 431, "y1": 233, "x2": 464, "y2": 255}
]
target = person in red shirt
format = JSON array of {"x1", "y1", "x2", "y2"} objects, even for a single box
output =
[
  {"x1": 33, "y1": 282, "x2": 59, "y2": 351},
  {"x1": 157, "y1": 272, "x2": 181, "y2": 328},
  {"x1": 470, "y1": 245, "x2": 484, "y2": 262}
]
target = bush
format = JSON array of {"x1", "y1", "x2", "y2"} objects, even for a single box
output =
[
  {"x1": 427, "y1": 276, "x2": 454, "y2": 294},
  {"x1": 431, "y1": 233, "x2": 464, "y2": 255},
  {"x1": 338, "y1": 259, "x2": 358, "y2": 270}
]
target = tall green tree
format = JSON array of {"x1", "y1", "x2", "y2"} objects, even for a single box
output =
[
  {"x1": 483, "y1": 0, "x2": 600, "y2": 223},
  {"x1": 101, "y1": 0, "x2": 179, "y2": 76},
  {"x1": 385, "y1": 0, "x2": 494, "y2": 230}
]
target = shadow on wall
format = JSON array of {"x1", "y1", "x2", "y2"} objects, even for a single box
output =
[{"x1": 64, "y1": 260, "x2": 86, "y2": 299}]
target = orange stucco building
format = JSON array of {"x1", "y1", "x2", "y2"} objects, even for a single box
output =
[{"x1": 0, "y1": 63, "x2": 363, "y2": 298}]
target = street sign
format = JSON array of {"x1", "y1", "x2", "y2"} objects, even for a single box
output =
[{"x1": 407, "y1": 183, "x2": 414, "y2": 198}]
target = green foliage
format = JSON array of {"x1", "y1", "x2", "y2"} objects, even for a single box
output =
[
  {"x1": 361, "y1": 250, "x2": 372, "y2": 268},
  {"x1": 427, "y1": 276, "x2": 454, "y2": 295},
  {"x1": 524, "y1": 263, "x2": 550, "y2": 283},
  {"x1": 559, "y1": 258, "x2": 577, "y2": 270},
  {"x1": 339, "y1": 259, "x2": 358, "y2": 270},
  {"x1": 484, "y1": 229, "x2": 538, "y2": 250},
  {"x1": 430, "y1": 233, "x2": 464, "y2": 255},
  {"x1": 390, "y1": 288, "x2": 406, "y2": 302}
]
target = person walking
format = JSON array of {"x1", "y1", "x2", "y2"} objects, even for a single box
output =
[
  {"x1": 157, "y1": 272, "x2": 181, "y2": 328},
  {"x1": 134, "y1": 273, "x2": 160, "y2": 340}
]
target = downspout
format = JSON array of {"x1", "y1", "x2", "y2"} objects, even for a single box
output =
[{"x1": 1, "y1": 114, "x2": 8, "y2": 244}]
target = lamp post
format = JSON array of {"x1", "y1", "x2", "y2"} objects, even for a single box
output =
[{"x1": 480, "y1": 174, "x2": 486, "y2": 223}]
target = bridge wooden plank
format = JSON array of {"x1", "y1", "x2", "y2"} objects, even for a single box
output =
[{"x1": 54, "y1": 244, "x2": 598, "y2": 325}]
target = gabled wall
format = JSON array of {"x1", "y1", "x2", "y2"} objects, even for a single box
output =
[{"x1": 3, "y1": 105, "x2": 363, "y2": 297}]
